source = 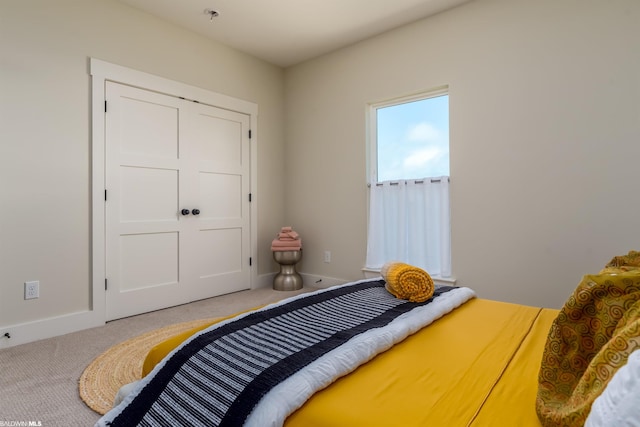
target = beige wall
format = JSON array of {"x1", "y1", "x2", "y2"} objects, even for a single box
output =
[
  {"x1": 2, "y1": 0, "x2": 639, "y2": 340},
  {"x1": 285, "y1": 0, "x2": 640, "y2": 308},
  {"x1": 0, "y1": 0, "x2": 285, "y2": 327}
]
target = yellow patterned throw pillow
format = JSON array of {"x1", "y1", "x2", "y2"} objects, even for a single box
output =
[
  {"x1": 604, "y1": 250, "x2": 640, "y2": 269},
  {"x1": 380, "y1": 261, "x2": 435, "y2": 303},
  {"x1": 536, "y1": 252, "x2": 640, "y2": 427}
]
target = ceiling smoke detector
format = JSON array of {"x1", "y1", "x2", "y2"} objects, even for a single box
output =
[{"x1": 204, "y1": 8, "x2": 220, "y2": 21}]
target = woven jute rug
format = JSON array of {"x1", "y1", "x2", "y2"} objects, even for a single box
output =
[{"x1": 79, "y1": 318, "x2": 217, "y2": 415}]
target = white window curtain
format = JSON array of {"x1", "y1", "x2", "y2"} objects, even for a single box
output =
[{"x1": 365, "y1": 177, "x2": 451, "y2": 277}]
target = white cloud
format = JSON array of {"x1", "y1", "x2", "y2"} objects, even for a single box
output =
[
  {"x1": 403, "y1": 147, "x2": 442, "y2": 169},
  {"x1": 407, "y1": 122, "x2": 441, "y2": 143}
]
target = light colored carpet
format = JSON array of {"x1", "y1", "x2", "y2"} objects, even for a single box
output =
[
  {"x1": 79, "y1": 317, "x2": 220, "y2": 415},
  {"x1": 0, "y1": 286, "x2": 316, "y2": 427}
]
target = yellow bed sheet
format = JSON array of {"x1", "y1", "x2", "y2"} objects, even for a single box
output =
[
  {"x1": 143, "y1": 298, "x2": 558, "y2": 427},
  {"x1": 470, "y1": 308, "x2": 559, "y2": 426},
  {"x1": 286, "y1": 299, "x2": 557, "y2": 427}
]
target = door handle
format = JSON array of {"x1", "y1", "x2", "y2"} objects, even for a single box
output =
[
  {"x1": 181, "y1": 209, "x2": 190, "y2": 215},
  {"x1": 192, "y1": 209, "x2": 200, "y2": 215}
]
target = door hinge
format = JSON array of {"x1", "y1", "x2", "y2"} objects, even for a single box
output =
[
  {"x1": 248, "y1": 129, "x2": 252, "y2": 139},
  {"x1": 105, "y1": 278, "x2": 108, "y2": 290},
  {"x1": 104, "y1": 100, "x2": 107, "y2": 113},
  {"x1": 248, "y1": 193, "x2": 252, "y2": 202},
  {"x1": 249, "y1": 257, "x2": 252, "y2": 266}
]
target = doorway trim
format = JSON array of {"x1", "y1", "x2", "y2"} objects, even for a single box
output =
[{"x1": 90, "y1": 58, "x2": 258, "y2": 323}]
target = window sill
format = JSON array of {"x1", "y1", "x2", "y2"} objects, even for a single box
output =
[{"x1": 361, "y1": 267, "x2": 457, "y2": 287}]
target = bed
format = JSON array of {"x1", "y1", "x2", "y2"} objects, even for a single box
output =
[
  {"x1": 285, "y1": 297, "x2": 557, "y2": 427},
  {"x1": 97, "y1": 256, "x2": 640, "y2": 427}
]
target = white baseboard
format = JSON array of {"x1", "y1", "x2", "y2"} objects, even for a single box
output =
[
  {"x1": 255, "y1": 272, "x2": 277, "y2": 289},
  {"x1": 299, "y1": 273, "x2": 348, "y2": 289},
  {"x1": 0, "y1": 273, "x2": 352, "y2": 349},
  {"x1": 257, "y1": 272, "x2": 349, "y2": 290},
  {"x1": 0, "y1": 310, "x2": 104, "y2": 349},
  {"x1": 1, "y1": 276, "x2": 276, "y2": 349}
]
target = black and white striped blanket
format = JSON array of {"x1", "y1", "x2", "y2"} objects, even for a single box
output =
[{"x1": 97, "y1": 279, "x2": 475, "y2": 427}]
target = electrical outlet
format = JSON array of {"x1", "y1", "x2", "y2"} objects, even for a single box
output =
[
  {"x1": 324, "y1": 250, "x2": 331, "y2": 263},
  {"x1": 24, "y1": 281, "x2": 39, "y2": 300}
]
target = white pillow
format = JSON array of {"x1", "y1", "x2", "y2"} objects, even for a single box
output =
[
  {"x1": 113, "y1": 380, "x2": 140, "y2": 407},
  {"x1": 585, "y1": 349, "x2": 640, "y2": 427}
]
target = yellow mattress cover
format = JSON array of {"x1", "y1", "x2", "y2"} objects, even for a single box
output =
[
  {"x1": 143, "y1": 298, "x2": 558, "y2": 427},
  {"x1": 469, "y1": 307, "x2": 559, "y2": 426}
]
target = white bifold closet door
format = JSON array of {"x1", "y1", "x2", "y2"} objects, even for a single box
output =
[{"x1": 105, "y1": 81, "x2": 250, "y2": 321}]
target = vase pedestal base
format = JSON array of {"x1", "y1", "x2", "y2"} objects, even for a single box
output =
[{"x1": 273, "y1": 250, "x2": 302, "y2": 291}]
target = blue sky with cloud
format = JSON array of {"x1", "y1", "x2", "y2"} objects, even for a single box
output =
[{"x1": 376, "y1": 95, "x2": 449, "y2": 182}]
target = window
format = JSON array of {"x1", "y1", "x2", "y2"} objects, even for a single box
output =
[
  {"x1": 366, "y1": 88, "x2": 451, "y2": 277},
  {"x1": 372, "y1": 89, "x2": 449, "y2": 182}
]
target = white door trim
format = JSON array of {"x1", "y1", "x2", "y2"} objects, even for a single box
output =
[{"x1": 91, "y1": 58, "x2": 258, "y2": 325}]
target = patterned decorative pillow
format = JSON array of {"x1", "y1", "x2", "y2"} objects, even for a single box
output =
[
  {"x1": 605, "y1": 250, "x2": 640, "y2": 270},
  {"x1": 536, "y1": 268, "x2": 640, "y2": 426}
]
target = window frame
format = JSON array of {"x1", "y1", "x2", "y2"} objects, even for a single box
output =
[{"x1": 367, "y1": 85, "x2": 449, "y2": 185}]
